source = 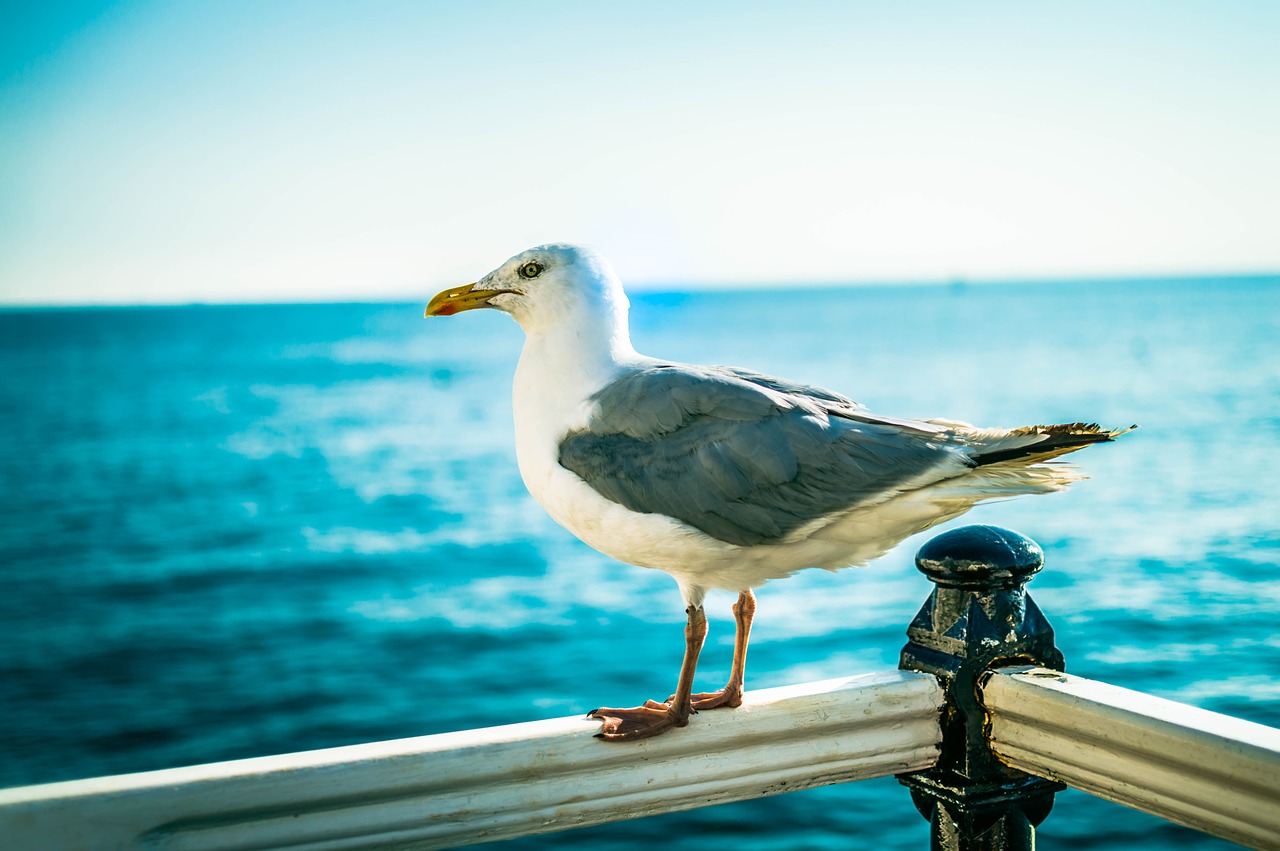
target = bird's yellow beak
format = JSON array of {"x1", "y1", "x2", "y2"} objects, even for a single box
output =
[{"x1": 425, "y1": 283, "x2": 515, "y2": 317}]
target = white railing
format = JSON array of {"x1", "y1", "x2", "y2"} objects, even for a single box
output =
[
  {"x1": 5, "y1": 525, "x2": 1279, "y2": 851},
  {"x1": 982, "y1": 666, "x2": 1280, "y2": 851},
  {"x1": 0, "y1": 670, "x2": 943, "y2": 851},
  {"x1": 2, "y1": 667, "x2": 1277, "y2": 850}
]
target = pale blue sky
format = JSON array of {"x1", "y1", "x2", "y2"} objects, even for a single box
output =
[{"x1": 1, "y1": 1, "x2": 1276, "y2": 304}]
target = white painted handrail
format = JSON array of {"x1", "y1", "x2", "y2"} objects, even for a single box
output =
[
  {"x1": 982, "y1": 666, "x2": 1280, "y2": 851},
  {"x1": 0, "y1": 670, "x2": 943, "y2": 851}
]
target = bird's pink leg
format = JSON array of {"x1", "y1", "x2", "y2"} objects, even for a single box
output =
[
  {"x1": 588, "y1": 605, "x2": 707, "y2": 741},
  {"x1": 677, "y1": 589, "x2": 756, "y2": 710}
]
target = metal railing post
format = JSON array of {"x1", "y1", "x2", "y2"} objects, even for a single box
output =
[{"x1": 897, "y1": 525, "x2": 1065, "y2": 850}]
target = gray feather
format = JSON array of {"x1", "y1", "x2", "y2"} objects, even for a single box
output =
[{"x1": 558, "y1": 364, "x2": 955, "y2": 546}]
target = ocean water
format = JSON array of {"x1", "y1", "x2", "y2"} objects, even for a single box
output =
[{"x1": 1, "y1": 278, "x2": 1277, "y2": 849}]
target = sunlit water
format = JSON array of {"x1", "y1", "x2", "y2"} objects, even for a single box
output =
[{"x1": 1, "y1": 278, "x2": 1277, "y2": 849}]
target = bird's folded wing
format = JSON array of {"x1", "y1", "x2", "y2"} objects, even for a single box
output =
[{"x1": 558, "y1": 365, "x2": 965, "y2": 547}]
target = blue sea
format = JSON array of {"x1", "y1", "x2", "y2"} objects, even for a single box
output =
[{"x1": 1, "y1": 278, "x2": 1277, "y2": 849}]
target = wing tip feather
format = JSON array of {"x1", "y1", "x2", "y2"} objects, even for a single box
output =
[{"x1": 972, "y1": 421, "x2": 1137, "y2": 466}]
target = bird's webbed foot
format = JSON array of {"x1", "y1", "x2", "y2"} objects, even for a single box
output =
[{"x1": 588, "y1": 700, "x2": 690, "y2": 741}]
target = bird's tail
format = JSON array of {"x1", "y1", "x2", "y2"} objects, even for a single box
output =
[
  {"x1": 955, "y1": 422, "x2": 1137, "y2": 467},
  {"x1": 764, "y1": 420, "x2": 1136, "y2": 576}
]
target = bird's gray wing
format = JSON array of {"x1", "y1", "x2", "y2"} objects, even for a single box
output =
[
  {"x1": 722, "y1": 365, "x2": 956, "y2": 435},
  {"x1": 718, "y1": 366, "x2": 864, "y2": 413},
  {"x1": 558, "y1": 364, "x2": 962, "y2": 547}
]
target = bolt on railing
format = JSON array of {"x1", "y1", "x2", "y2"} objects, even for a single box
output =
[
  {"x1": 897, "y1": 524, "x2": 1280, "y2": 851},
  {"x1": 897, "y1": 525, "x2": 1065, "y2": 850}
]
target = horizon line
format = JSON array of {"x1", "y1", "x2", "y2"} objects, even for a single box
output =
[{"x1": 1, "y1": 269, "x2": 1275, "y2": 311}]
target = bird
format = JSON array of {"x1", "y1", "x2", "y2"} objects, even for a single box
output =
[{"x1": 426, "y1": 243, "x2": 1131, "y2": 742}]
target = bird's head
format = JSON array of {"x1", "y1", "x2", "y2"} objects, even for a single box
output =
[{"x1": 426, "y1": 243, "x2": 629, "y2": 336}]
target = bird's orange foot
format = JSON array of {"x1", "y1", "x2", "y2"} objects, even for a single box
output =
[
  {"x1": 588, "y1": 701, "x2": 689, "y2": 741},
  {"x1": 667, "y1": 684, "x2": 743, "y2": 711}
]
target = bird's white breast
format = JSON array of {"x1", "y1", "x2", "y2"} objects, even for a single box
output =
[{"x1": 510, "y1": 338, "x2": 752, "y2": 597}]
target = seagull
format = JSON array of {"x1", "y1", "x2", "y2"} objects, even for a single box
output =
[{"x1": 426, "y1": 243, "x2": 1130, "y2": 742}]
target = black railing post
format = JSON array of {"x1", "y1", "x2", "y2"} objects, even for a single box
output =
[{"x1": 897, "y1": 525, "x2": 1065, "y2": 850}]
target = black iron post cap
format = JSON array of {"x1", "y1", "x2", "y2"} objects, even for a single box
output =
[{"x1": 915, "y1": 525, "x2": 1044, "y2": 589}]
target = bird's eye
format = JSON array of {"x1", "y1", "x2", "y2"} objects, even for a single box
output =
[{"x1": 518, "y1": 261, "x2": 543, "y2": 279}]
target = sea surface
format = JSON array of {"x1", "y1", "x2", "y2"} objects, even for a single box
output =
[{"x1": 1, "y1": 278, "x2": 1277, "y2": 849}]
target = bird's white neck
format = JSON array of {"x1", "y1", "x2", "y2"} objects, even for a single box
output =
[
  {"x1": 510, "y1": 293, "x2": 642, "y2": 504},
  {"x1": 514, "y1": 294, "x2": 640, "y2": 415}
]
